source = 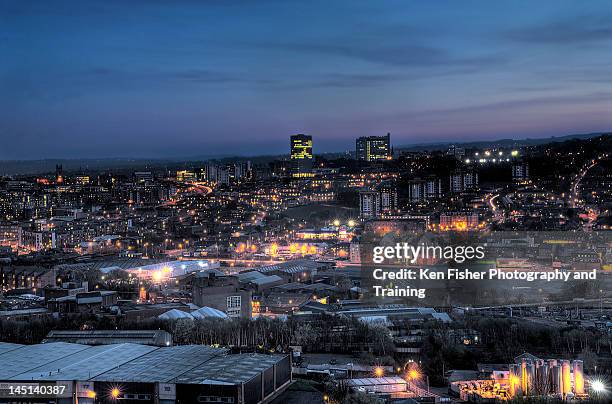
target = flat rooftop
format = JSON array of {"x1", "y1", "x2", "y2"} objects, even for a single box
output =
[
  {"x1": 43, "y1": 329, "x2": 172, "y2": 346},
  {"x1": 0, "y1": 341, "x2": 288, "y2": 386},
  {"x1": 0, "y1": 342, "x2": 24, "y2": 355},
  {"x1": 173, "y1": 353, "x2": 285, "y2": 384}
]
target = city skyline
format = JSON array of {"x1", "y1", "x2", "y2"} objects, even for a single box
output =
[
  {"x1": 1, "y1": 2, "x2": 612, "y2": 402},
  {"x1": 3, "y1": 1, "x2": 612, "y2": 159}
]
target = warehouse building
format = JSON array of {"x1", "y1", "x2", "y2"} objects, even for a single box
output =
[
  {"x1": 0, "y1": 341, "x2": 291, "y2": 404},
  {"x1": 42, "y1": 330, "x2": 173, "y2": 347}
]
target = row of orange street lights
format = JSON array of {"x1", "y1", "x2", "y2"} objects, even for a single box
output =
[
  {"x1": 371, "y1": 365, "x2": 609, "y2": 400},
  {"x1": 373, "y1": 362, "x2": 428, "y2": 391},
  {"x1": 100, "y1": 373, "x2": 609, "y2": 403},
  {"x1": 83, "y1": 387, "x2": 120, "y2": 400},
  {"x1": 332, "y1": 219, "x2": 357, "y2": 227}
]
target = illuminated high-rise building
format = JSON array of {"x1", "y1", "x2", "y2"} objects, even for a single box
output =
[
  {"x1": 449, "y1": 169, "x2": 479, "y2": 193},
  {"x1": 55, "y1": 165, "x2": 64, "y2": 184},
  {"x1": 290, "y1": 134, "x2": 313, "y2": 177},
  {"x1": 512, "y1": 161, "x2": 529, "y2": 183},
  {"x1": 356, "y1": 133, "x2": 391, "y2": 161},
  {"x1": 358, "y1": 181, "x2": 398, "y2": 218},
  {"x1": 359, "y1": 190, "x2": 379, "y2": 219}
]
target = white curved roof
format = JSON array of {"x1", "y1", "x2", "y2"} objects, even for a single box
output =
[
  {"x1": 358, "y1": 316, "x2": 391, "y2": 326},
  {"x1": 191, "y1": 306, "x2": 229, "y2": 319},
  {"x1": 158, "y1": 309, "x2": 194, "y2": 320}
]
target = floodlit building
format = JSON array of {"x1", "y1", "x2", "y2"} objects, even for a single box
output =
[
  {"x1": 439, "y1": 212, "x2": 479, "y2": 231},
  {"x1": 124, "y1": 260, "x2": 220, "y2": 282},
  {"x1": 175, "y1": 170, "x2": 196, "y2": 182},
  {"x1": 451, "y1": 354, "x2": 589, "y2": 401},
  {"x1": 345, "y1": 376, "x2": 439, "y2": 401}
]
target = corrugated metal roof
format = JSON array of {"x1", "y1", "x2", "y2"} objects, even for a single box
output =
[
  {"x1": 251, "y1": 275, "x2": 283, "y2": 285},
  {"x1": 0, "y1": 342, "x2": 288, "y2": 386},
  {"x1": 172, "y1": 353, "x2": 284, "y2": 384},
  {"x1": 256, "y1": 259, "x2": 321, "y2": 274},
  {"x1": 158, "y1": 309, "x2": 194, "y2": 320},
  {"x1": 346, "y1": 377, "x2": 407, "y2": 386},
  {"x1": 93, "y1": 345, "x2": 226, "y2": 383},
  {"x1": 236, "y1": 271, "x2": 266, "y2": 282},
  {"x1": 0, "y1": 342, "x2": 24, "y2": 356},
  {"x1": 43, "y1": 329, "x2": 172, "y2": 347},
  {"x1": 236, "y1": 271, "x2": 283, "y2": 285},
  {"x1": 191, "y1": 306, "x2": 228, "y2": 319},
  {"x1": 12, "y1": 343, "x2": 157, "y2": 381},
  {"x1": 0, "y1": 342, "x2": 90, "y2": 379}
]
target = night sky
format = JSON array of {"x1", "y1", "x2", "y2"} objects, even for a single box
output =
[{"x1": 2, "y1": 0, "x2": 612, "y2": 159}]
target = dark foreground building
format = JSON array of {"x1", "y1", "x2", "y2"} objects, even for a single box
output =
[
  {"x1": 0, "y1": 342, "x2": 291, "y2": 404},
  {"x1": 43, "y1": 330, "x2": 173, "y2": 347}
]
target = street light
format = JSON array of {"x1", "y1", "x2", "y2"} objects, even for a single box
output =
[
  {"x1": 404, "y1": 362, "x2": 428, "y2": 393},
  {"x1": 590, "y1": 379, "x2": 606, "y2": 394},
  {"x1": 111, "y1": 387, "x2": 121, "y2": 399},
  {"x1": 407, "y1": 368, "x2": 421, "y2": 381}
]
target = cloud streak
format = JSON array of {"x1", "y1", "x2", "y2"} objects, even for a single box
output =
[{"x1": 507, "y1": 16, "x2": 612, "y2": 44}]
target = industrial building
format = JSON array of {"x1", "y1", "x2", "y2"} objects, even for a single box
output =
[
  {"x1": 0, "y1": 341, "x2": 291, "y2": 404},
  {"x1": 42, "y1": 330, "x2": 173, "y2": 347},
  {"x1": 191, "y1": 269, "x2": 252, "y2": 319},
  {"x1": 123, "y1": 260, "x2": 221, "y2": 280},
  {"x1": 450, "y1": 353, "x2": 591, "y2": 401},
  {"x1": 346, "y1": 377, "x2": 439, "y2": 401}
]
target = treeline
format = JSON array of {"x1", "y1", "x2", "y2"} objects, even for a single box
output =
[
  {"x1": 417, "y1": 315, "x2": 612, "y2": 386},
  {"x1": 0, "y1": 313, "x2": 394, "y2": 357},
  {"x1": 465, "y1": 316, "x2": 612, "y2": 365}
]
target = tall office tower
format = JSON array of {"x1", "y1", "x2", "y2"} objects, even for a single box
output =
[
  {"x1": 134, "y1": 171, "x2": 154, "y2": 183},
  {"x1": 359, "y1": 190, "x2": 380, "y2": 219},
  {"x1": 409, "y1": 177, "x2": 442, "y2": 202},
  {"x1": 55, "y1": 165, "x2": 64, "y2": 184},
  {"x1": 377, "y1": 181, "x2": 398, "y2": 213},
  {"x1": 290, "y1": 134, "x2": 313, "y2": 177},
  {"x1": 408, "y1": 179, "x2": 425, "y2": 203},
  {"x1": 425, "y1": 177, "x2": 443, "y2": 199},
  {"x1": 217, "y1": 165, "x2": 231, "y2": 185},
  {"x1": 447, "y1": 144, "x2": 465, "y2": 159},
  {"x1": 203, "y1": 163, "x2": 219, "y2": 182},
  {"x1": 356, "y1": 133, "x2": 392, "y2": 162},
  {"x1": 512, "y1": 161, "x2": 529, "y2": 181},
  {"x1": 359, "y1": 181, "x2": 398, "y2": 218},
  {"x1": 463, "y1": 170, "x2": 478, "y2": 189},
  {"x1": 449, "y1": 170, "x2": 479, "y2": 193}
]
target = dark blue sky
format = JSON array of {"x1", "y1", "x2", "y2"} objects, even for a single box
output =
[{"x1": 2, "y1": 0, "x2": 612, "y2": 159}]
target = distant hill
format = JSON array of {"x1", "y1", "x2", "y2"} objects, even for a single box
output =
[
  {"x1": 393, "y1": 132, "x2": 609, "y2": 152},
  {"x1": 0, "y1": 132, "x2": 609, "y2": 176}
]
